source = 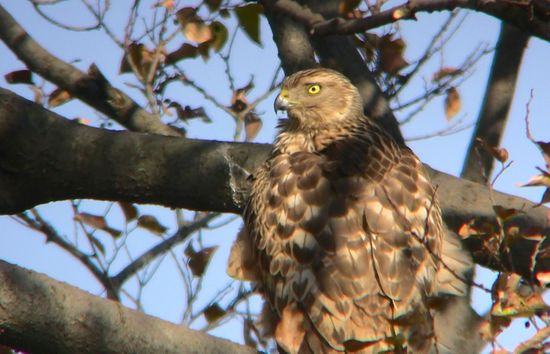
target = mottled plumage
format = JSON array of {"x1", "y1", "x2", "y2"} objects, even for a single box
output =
[{"x1": 228, "y1": 68, "x2": 470, "y2": 353}]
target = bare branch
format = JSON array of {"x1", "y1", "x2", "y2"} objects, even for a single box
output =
[
  {"x1": 0, "y1": 4, "x2": 178, "y2": 136},
  {"x1": 268, "y1": 0, "x2": 550, "y2": 43}
]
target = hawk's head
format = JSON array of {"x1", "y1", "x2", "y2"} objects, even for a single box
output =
[{"x1": 274, "y1": 68, "x2": 363, "y2": 131}]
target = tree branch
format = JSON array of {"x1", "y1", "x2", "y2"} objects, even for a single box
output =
[
  {"x1": 269, "y1": 0, "x2": 550, "y2": 43},
  {"x1": 1, "y1": 88, "x2": 549, "y2": 281},
  {"x1": 461, "y1": 22, "x2": 530, "y2": 183},
  {"x1": 0, "y1": 260, "x2": 254, "y2": 354},
  {"x1": 0, "y1": 4, "x2": 179, "y2": 136}
]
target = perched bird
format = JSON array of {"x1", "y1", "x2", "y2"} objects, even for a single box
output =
[{"x1": 228, "y1": 68, "x2": 470, "y2": 353}]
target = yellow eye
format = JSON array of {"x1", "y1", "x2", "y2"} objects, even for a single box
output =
[{"x1": 307, "y1": 84, "x2": 321, "y2": 95}]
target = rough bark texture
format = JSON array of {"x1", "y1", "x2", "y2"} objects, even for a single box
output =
[
  {"x1": 462, "y1": 22, "x2": 530, "y2": 183},
  {"x1": 269, "y1": 0, "x2": 550, "y2": 43},
  {"x1": 1, "y1": 88, "x2": 549, "y2": 281},
  {"x1": 0, "y1": 260, "x2": 254, "y2": 354},
  {"x1": 0, "y1": 88, "x2": 266, "y2": 214}
]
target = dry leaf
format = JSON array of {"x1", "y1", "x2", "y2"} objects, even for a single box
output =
[
  {"x1": 48, "y1": 88, "x2": 72, "y2": 108},
  {"x1": 184, "y1": 21, "x2": 212, "y2": 43},
  {"x1": 74, "y1": 212, "x2": 121, "y2": 238},
  {"x1": 203, "y1": 303, "x2": 226, "y2": 323},
  {"x1": 186, "y1": 244, "x2": 218, "y2": 277},
  {"x1": 29, "y1": 85, "x2": 44, "y2": 104},
  {"x1": 392, "y1": 7, "x2": 411, "y2": 20},
  {"x1": 137, "y1": 215, "x2": 168, "y2": 235},
  {"x1": 378, "y1": 35, "x2": 408, "y2": 74},
  {"x1": 244, "y1": 112, "x2": 262, "y2": 142},
  {"x1": 537, "y1": 141, "x2": 550, "y2": 169},
  {"x1": 74, "y1": 117, "x2": 91, "y2": 125},
  {"x1": 119, "y1": 201, "x2": 138, "y2": 221},
  {"x1": 338, "y1": 0, "x2": 361, "y2": 15},
  {"x1": 444, "y1": 87, "x2": 461, "y2": 120},
  {"x1": 230, "y1": 81, "x2": 254, "y2": 113},
  {"x1": 493, "y1": 205, "x2": 519, "y2": 221},
  {"x1": 4, "y1": 69, "x2": 33, "y2": 84},
  {"x1": 540, "y1": 188, "x2": 550, "y2": 204},
  {"x1": 475, "y1": 138, "x2": 509, "y2": 163},
  {"x1": 522, "y1": 173, "x2": 550, "y2": 188},
  {"x1": 166, "y1": 43, "x2": 198, "y2": 64},
  {"x1": 432, "y1": 67, "x2": 461, "y2": 82}
]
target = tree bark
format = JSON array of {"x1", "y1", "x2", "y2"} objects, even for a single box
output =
[
  {"x1": 0, "y1": 260, "x2": 254, "y2": 354},
  {"x1": 462, "y1": 22, "x2": 530, "y2": 183},
  {"x1": 1, "y1": 88, "x2": 549, "y2": 281}
]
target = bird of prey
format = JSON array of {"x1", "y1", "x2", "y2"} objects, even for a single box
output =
[{"x1": 228, "y1": 68, "x2": 470, "y2": 353}]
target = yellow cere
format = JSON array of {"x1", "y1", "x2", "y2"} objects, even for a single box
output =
[
  {"x1": 308, "y1": 84, "x2": 321, "y2": 94},
  {"x1": 279, "y1": 87, "x2": 289, "y2": 98}
]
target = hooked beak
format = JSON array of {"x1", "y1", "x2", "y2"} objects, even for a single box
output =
[{"x1": 274, "y1": 88, "x2": 290, "y2": 113}]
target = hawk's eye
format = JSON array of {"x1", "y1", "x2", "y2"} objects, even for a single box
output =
[{"x1": 307, "y1": 84, "x2": 321, "y2": 95}]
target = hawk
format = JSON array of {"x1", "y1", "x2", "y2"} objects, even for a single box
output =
[{"x1": 228, "y1": 68, "x2": 470, "y2": 353}]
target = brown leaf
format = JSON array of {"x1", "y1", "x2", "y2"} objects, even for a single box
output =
[
  {"x1": 175, "y1": 7, "x2": 198, "y2": 27},
  {"x1": 48, "y1": 88, "x2": 72, "y2": 108},
  {"x1": 230, "y1": 81, "x2": 254, "y2": 113},
  {"x1": 167, "y1": 101, "x2": 210, "y2": 122},
  {"x1": 541, "y1": 188, "x2": 550, "y2": 205},
  {"x1": 4, "y1": 69, "x2": 33, "y2": 84},
  {"x1": 234, "y1": 3, "x2": 263, "y2": 45},
  {"x1": 29, "y1": 85, "x2": 44, "y2": 104},
  {"x1": 119, "y1": 202, "x2": 138, "y2": 221},
  {"x1": 137, "y1": 215, "x2": 168, "y2": 235},
  {"x1": 479, "y1": 316, "x2": 511, "y2": 342},
  {"x1": 74, "y1": 212, "x2": 121, "y2": 238},
  {"x1": 152, "y1": 0, "x2": 175, "y2": 9},
  {"x1": 176, "y1": 7, "x2": 212, "y2": 44},
  {"x1": 493, "y1": 205, "x2": 519, "y2": 221},
  {"x1": 244, "y1": 112, "x2": 262, "y2": 142},
  {"x1": 522, "y1": 172, "x2": 550, "y2": 188},
  {"x1": 444, "y1": 87, "x2": 461, "y2": 120},
  {"x1": 475, "y1": 138, "x2": 509, "y2": 163},
  {"x1": 392, "y1": 7, "x2": 412, "y2": 20},
  {"x1": 338, "y1": 0, "x2": 361, "y2": 16},
  {"x1": 378, "y1": 35, "x2": 408, "y2": 74},
  {"x1": 119, "y1": 42, "x2": 156, "y2": 77},
  {"x1": 185, "y1": 21, "x2": 212, "y2": 44},
  {"x1": 536, "y1": 271, "x2": 550, "y2": 287},
  {"x1": 166, "y1": 43, "x2": 198, "y2": 64},
  {"x1": 536, "y1": 141, "x2": 550, "y2": 170},
  {"x1": 205, "y1": 0, "x2": 222, "y2": 12},
  {"x1": 187, "y1": 245, "x2": 218, "y2": 277},
  {"x1": 432, "y1": 67, "x2": 461, "y2": 82},
  {"x1": 203, "y1": 303, "x2": 226, "y2": 323},
  {"x1": 491, "y1": 273, "x2": 549, "y2": 318}
]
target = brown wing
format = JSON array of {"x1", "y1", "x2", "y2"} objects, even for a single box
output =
[{"x1": 237, "y1": 130, "x2": 443, "y2": 353}]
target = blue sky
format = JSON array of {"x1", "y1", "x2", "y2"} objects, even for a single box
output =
[{"x1": 0, "y1": 1, "x2": 549, "y2": 352}]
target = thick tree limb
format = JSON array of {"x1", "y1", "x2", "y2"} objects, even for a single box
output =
[
  {"x1": 1, "y1": 88, "x2": 549, "y2": 281},
  {"x1": 268, "y1": 0, "x2": 550, "y2": 43},
  {"x1": 461, "y1": 23, "x2": 530, "y2": 183},
  {"x1": 0, "y1": 4, "x2": 179, "y2": 136},
  {"x1": 0, "y1": 260, "x2": 254, "y2": 354}
]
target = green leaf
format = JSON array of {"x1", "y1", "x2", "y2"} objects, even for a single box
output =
[
  {"x1": 209, "y1": 21, "x2": 228, "y2": 52},
  {"x1": 234, "y1": 3, "x2": 263, "y2": 46},
  {"x1": 205, "y1": 0, "x2": 222, "y2": 12}
]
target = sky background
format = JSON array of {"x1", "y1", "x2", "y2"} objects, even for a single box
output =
[{"x1": 0, "y1": 0, "x2": 549, "y2": 352}]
